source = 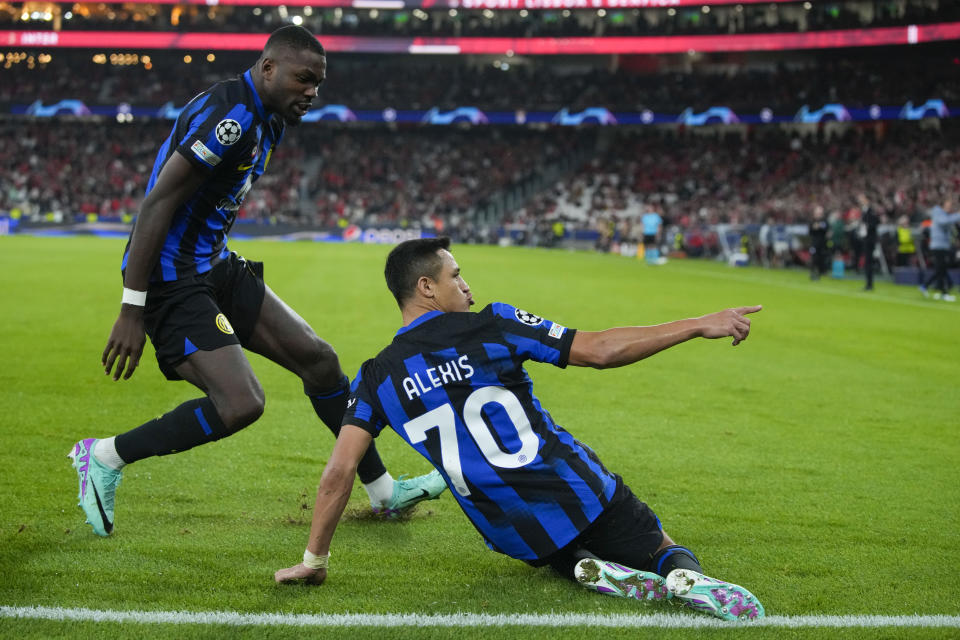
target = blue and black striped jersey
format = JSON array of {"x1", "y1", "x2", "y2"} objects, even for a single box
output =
[
  {"x1": 344, "y1": 303, "x2": 619, "y2": 561},
  {"x1": 123, "y1": 69, "x2": 284, "y2": 282}
]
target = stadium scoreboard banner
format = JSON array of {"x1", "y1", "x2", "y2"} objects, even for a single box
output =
[{"x1": 3, "y1": 22, "x2": 960, "y2": 54}]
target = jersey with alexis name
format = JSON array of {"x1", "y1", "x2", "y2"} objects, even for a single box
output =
[
  {"x1": 344, "y1": 303, "x2": 620, "y2": 561},
  {"x1": 122, "y1": 69, "x2": 284, "y2": 283}
]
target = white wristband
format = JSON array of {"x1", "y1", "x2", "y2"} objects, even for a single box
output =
[
  {"x1": 303, "y1": 549, "x2": 330, "y2": 570},
  {"x1": 121, "y1": 288, "x2": 147, "y2": 307}
]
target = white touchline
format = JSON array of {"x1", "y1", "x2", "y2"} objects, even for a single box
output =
[{"x1": 2, "y1": 607, "x2": 960, "y2": 629}]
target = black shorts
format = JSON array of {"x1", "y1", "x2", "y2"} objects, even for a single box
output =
[
  {"x1": 143, "y1": 252, "x2": 266, "y2": 381},
  {"x1": 530, "y1": 478, "x2": 664, "y2": 580},
  {"x1": 643, "y1": 234, "x2": 658, "y2": 247}
]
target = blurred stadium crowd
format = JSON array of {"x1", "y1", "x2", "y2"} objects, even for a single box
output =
[
  {"x1": 0, "y1": 120, "x2": 575, "y2": 227},
  {"x1": 2, "y1": 116, "x2": 956, "y2": 245}
]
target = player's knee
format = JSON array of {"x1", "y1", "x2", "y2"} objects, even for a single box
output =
[
  {"x1": 222, "y1": 399, "x2": 264, "y2": 433},
  {"x1": 214, "y1": 387, "x2": 265, "y2": 433},
  {"x1": 300, "y1": 337, "x2": 343, "y2": 388},
  {"x1": 238, "y1": 394, "x2": 265, "y2": 428}
]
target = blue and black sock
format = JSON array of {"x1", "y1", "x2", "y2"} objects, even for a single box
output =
[
  {"x1": 651, "y1": 545, "x2": 703, "y2": 577},
  {"x1": 307, "y1": 375, "x2": 387, "y2": 484},
  {"x1": 115, "y1": 397, "x2": 229, "y2": 463}
]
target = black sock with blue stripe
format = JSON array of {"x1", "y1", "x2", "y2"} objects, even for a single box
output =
[
  {"x1": 308, "y1": 376, "x2": 387, "y2": 484},
  {"x1": 115, "y1": 397, "x2": 228, "y2": 463},
  {"x1": 651, "y1": 545, "x2": 703, "y2": 577}
]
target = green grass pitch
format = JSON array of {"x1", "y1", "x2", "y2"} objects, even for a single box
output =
[{"x1": 1, "y1": 235, "x2": 958, "y2": 639}]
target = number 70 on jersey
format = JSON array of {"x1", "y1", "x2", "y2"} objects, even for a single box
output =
[{"x1": 402, "y1": 386, "x2": 539, "y2": 497}]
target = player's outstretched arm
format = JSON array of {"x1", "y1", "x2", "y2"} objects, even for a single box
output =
[
  {"x1": 568, "y1": 305, "x2": 762, "y2": 369},
  {"x1": 102, "y1": 152, "x2": 206, "y2": 381},
  {"x1": 275, "y1": 424, "x2": 372, "y2": 585}
]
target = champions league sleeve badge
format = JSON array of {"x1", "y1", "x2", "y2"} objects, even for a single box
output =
[
  {"x1": 215, "y1": 119, "x2": 243, "y2": 146},
  {"x1": 514, "y1": 308, "x2": 544, "y2": 326}
]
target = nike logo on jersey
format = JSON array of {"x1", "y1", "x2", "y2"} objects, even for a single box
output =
[{"x1": 238, "y1": 141, "x2": 259, "y2": 171}]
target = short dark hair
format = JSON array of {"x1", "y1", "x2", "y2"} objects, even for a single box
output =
[
  {"x1": 384, "y1": 237, "x2": 452, "y2": 308},
  {"x1": 264, "y1": 25, "x2": 325, "y2": 57}
]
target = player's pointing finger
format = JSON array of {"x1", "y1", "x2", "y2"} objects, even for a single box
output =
[{"x1": 734, "y1": 305, "x2": 763, "y2": 315}]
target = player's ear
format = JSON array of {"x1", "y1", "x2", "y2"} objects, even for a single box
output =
[
  {"x1": 260, "y1": 56, "x2": 276, "y2": 81},
  {"x1": 416, "y1": 275, "x2": 435, "y2": 299}
]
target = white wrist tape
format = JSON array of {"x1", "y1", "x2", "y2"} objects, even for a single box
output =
[
  {"x1": 121, "y1": 288, "x2": 147, "y2": 307},
  {"x1": 303, "y1": 549, "x2": 330, "y2": 570}
]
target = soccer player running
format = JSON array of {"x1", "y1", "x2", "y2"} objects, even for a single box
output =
[
  {"x1": 68, "y1": 26, "x2": 445, "y2": 538},
  {"x1": 275, "y1": 237, "x2": 765, "y2": 622}
]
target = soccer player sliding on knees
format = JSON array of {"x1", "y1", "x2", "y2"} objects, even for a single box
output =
[{"x1": 276, "y1": 237, "x2": 764, "y2": 622}]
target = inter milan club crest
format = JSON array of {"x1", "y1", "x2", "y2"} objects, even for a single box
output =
[
  {"x1": 215, "y1": 119, "x2": 242, "y2": 146},
  {"x1": 514, "y1": 308, "x2": 544, "y2": 326}
]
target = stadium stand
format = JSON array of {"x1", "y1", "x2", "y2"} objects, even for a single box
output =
[
  {"x1": 0, "y1": 119, "x2": 580, "y2": 227},
  {"x1": 3, "y1": 117, "x2": 957, "y2": 230},
  {"x1": 1, "y1": 1, "x2": 957, "y2": 273},
  {"x1": 520, "y1": 123, "x2": 960, "y2": 226}
]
